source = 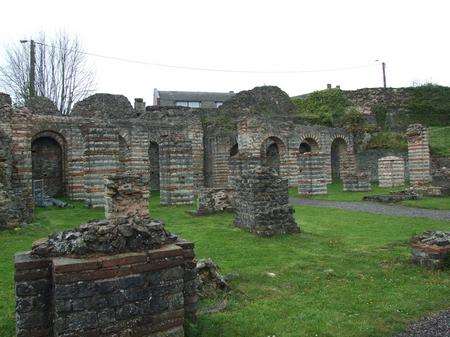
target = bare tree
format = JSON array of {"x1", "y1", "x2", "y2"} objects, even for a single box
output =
[{"x1": 0, "y1": 32, "x2": 95, "y2": 114}]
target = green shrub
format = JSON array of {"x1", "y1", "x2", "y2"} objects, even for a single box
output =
[
  {"x1": 340, "y1": 107, "x2": 366, "y2": 134},
  {"x1": 292, "y1": 88, "x2": 351, "y2": 126},
  {"x1": 365, "y1": 131, "x2": 407, "y2": 151},
  {"x1": 429, "y1": 126, "x2": 450, "y2": 156},
  {"x1": 372, "y1": 103, "x2": 388, "y2": 129},
  {"x1": 406, "y1": 84, "x2": 450, "y2": 126}
]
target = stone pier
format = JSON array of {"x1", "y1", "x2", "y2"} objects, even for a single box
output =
[
  {"x1": 15, "y1": 174, "x2": 197, "y2": 337},
  {"x1": 378, "y1": 156, "x2": 405, "y2": 187},
  {"x1": 406, "y1": 124, "x2": 431, "y2": 185},
  {"x1": 298, "y1": 152, "x2": 327, "y2": 195},
  {"x1": 234, "y1": 168, "x2": 299, "y2": 237}
]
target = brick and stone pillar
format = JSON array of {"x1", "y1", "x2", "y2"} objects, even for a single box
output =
[
  {"x1": 234, "y1": 168, "x2": 299, "y2": 236},
  {"x1": 406, "y1": 124, "x2": 431, "y2": 185},
  {"x1": 298, "y1": 152, "x2": 327, "y2": 195},
  {"x1": 378, "y1": 156, "x2": 405, "y2": 187}
]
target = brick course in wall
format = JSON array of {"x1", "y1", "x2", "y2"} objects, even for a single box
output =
[
  {"x1": 298, "y1": 152, "x2": 327, "y2": 195},
  {"x1": 378, "y1": 156, "x2": 405, "y2": 187},
  {"x1": 406, "y1": 123, "x2": 432, "y2": 185},
  {"x1": 234, "y1": 168, "x2": 299, "y2": 237}
]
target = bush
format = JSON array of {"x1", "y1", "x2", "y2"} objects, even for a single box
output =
[
  {"x1": 406, "y1": 84, "x2": 450, "y2": 126},
  {"x1": 292, "y1": 88, "x2": 351, "y2": 126},
  {"x1": 372, "y1": 103, "x2": 388, "y2": 130},
  {"x1": 365, "y1": 132, "x2": 407, "y2": 151},
  {"x1": 340, "y1": 107, "x2": 366, "y2": 134}
]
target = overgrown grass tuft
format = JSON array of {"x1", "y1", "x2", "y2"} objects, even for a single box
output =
[{"x1": 0, "y1": 196, "x2": 449, "y2": 337}]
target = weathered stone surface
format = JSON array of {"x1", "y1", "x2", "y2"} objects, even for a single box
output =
[
  {"x1": 196, "y1": 188, "x2": 234, "y2": 215},
  {"x1": 234, "y1": 168, "x2": 300, "y2": 237},
  {"x1": 410, "y1": 231, "x2": 450, "y2": 269},
  {"x1": 298, "y1": 152, "x2": 327, "y2": 195},
  {"x1": 71, "y1": 93, "x2": 135, "y2": 119},
  {"x1": 16, "y1": 174, "x2": 198, "y2": 336},
  {"x1": 378, "y1": 156, "x2": 405, "y2": 187},
  {"x1": 25, "y1": 96, "x2": 60, "y2": 115},
  {"x1": 363, "y1": 191, "x2": 420, "y2": 203},
  {"x1": 407, "y1": 123, "x2": 432, "y2": 185}
]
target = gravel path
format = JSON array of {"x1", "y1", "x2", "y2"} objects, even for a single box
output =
[
  {"x1": 289, "y1": 198, "x2": 450, "y2": 221},
  {"x1": 394, "y1": 310, "x2": 450, "y2": 337}
]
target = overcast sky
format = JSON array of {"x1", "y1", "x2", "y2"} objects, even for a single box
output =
[{"x1": 1, "y1": 0, "x2": 449, "y2": 105}]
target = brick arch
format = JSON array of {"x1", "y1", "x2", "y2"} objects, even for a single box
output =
[
  {"x1": 31, "y1": 130, "x2": 67, "y2": 197},
  {"x1": 260, "y1": 136, "x2": 286, "y2": 174}
]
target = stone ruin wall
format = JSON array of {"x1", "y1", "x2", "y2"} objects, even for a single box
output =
[
  {"x1": 0, "y1": 88, "x2": 355, "y2": 227},
  {"x1": 233, "y1": 168, "x2": 299, "y2": 237},
  {"x1": 378, "y1": 156, "x2": 405, "y2": 187},
  {"x1": 298, "y1": 152, "x2": 327, "y2": 195},
  {"x1": 14, "y1": 174, "x2": 197, "y2": 337},
  {"x1": 406, "y1": 123, "x2": 432, "y2": 185}
]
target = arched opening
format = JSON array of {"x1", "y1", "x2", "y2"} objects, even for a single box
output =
[
  {"x1": 31, "y1": 131, "x2": 66, "y2": 197},
  {"x1": 118, "y1": 136, "x2": 130, "y2": 173},
  {"x1": 261, "y1": 137, "x2": 285, "y2": 175},
  {"x1": 149, "y1": 141, "x2": 160, "y2": 191},
  {"x1": 331, "y1": 137, "x2": 348, "y2": 182},
  {"x1": 299, "y1": 137, "x2": 319, "y2": 155},
  {"x1": 230, "y1": 143, "x2": 239, "y2": 157}
]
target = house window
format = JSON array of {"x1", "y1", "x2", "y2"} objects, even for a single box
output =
[
  {"x1": 175, "y1": 101, "x2": 201, "y2": 108},
  {"x1": 215, "y1": 101, "x2": 223, "y2": 108}
]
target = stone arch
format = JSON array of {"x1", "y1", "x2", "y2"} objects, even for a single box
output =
[
  {"x1": 330, "y1": 136, "x2": 349, "y2": 181},
  {"x1": 299, "y1": 137, "x2": 320, "y2": 154},
  {"x1": 261, "y1": 136, "x2": 286, "y2": 174},
  {"x1": 148, "y1": 140, "x2": 160, "y2": 191},
  {"x1": 31, "y1": 130, "x2": 67, "y2": 197}
]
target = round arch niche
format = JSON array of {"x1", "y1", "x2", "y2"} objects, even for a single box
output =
[
  {"x1": 299, "y1": 137, "x2": 319, "y2": 155},
  {"x1": 261, "y1": 136, "x2": 285, "y2": 174},
  {"x1": 31, "y1": 130, "x2": 66, "y2": 197},
  {"x1": 330, "y1": 137, "x2": 348, "y2": 181}
]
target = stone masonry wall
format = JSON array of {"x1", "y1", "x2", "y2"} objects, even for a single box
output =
[
  {"x1": 234, "y1": 168, "x2": 299, "y2": 237},
  {"x1": 298, "y1": 152, "x2": 327, "y2": 195},
  {"x1": 406, "y1": 123, "x2": 432, "y2": 185},
  {"x1": 15, "y1": 174, "x2": 197, "y2": 336},
  {"x1": 378, "y1": 156, "x2": 405, "y2": 187}
]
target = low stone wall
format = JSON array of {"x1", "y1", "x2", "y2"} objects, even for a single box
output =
[
  {"x1": 378, "y1": 156, "x2": 405, "y2": 187},
  {"x1": 15, "y1": 174, "x2": 198, "y2": 336},
  {"x1": 411, "y1": 231, "x2": 450, "y2": 269},
  {"x1": 298, "y1": 152, "x2": 327, "y2": 195},
  {"x1": 407, "y1": 124, "x2": 431, "y2": 185},
  {"x1": 234, "y1": 169, "x2": 299, "y2": 237},
  {"x1": 196, "y1": 188, "x2": 234, "y2": 215},
  {"x1": 342, "y1": 171, "x2": 371, "y2": 192},
  {"x1": 15, "y1": 242, "x2": 196, "y2": 337}
]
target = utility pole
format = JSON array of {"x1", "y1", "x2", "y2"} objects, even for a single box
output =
[
  {"x1": 382, "y1": 61, "x2": 387, "y2": 88},
  {"x1": 20, "y1": 39, "x2": 36, "y2": 98}
]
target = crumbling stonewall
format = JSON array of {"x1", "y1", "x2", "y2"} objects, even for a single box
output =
[
  {"x1": 234, "y1": 168, "x2": 299, "y2": 237},
  {"x1": 411, "y1": 231, "x2": 450, "y2": 269},
  {"x1": 406, "y1": 124, "x2": 432, "y2": 185},
  {"x1": 196, "y1": 188, "x2": 234, "y2": 215},
  {"x1": 15, "y1": 174, "x2": 198, "y2": 337}
]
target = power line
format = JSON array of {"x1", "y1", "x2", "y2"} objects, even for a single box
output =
[{"x1": 24, "y1": 40, "x2": 377, "y2": 75}]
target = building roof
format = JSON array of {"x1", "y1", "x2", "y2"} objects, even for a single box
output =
[{"x1": 155, "y1": 89, "x2": 235, "y2": 102}]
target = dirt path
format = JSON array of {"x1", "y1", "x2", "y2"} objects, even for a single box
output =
[{"x1": 289, "y1": 198, "x2": 450, "y2": 221}]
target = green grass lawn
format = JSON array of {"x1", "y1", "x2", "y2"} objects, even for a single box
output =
[
  {"x1": 1, "y1": 196, "x2": 449, "y2": 337},
  {"x1": 290, "y1": 182, "x2": 450, "y2": 210}
]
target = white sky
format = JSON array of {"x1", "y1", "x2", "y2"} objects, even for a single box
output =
[{"x1": 1, "y1": 0, "x2": 449, "y2": 105}]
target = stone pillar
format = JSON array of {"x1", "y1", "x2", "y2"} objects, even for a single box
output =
[
  {"x1": 159, "y1": 135, "x2": 194, "y2": 205},
  {"x1": 104, "y1": 174, "x2": 149, "y2": 220},
  {"x1": 234, "y1": 168, "x2": 299, "y2": 237},
  {"x1": 134, "y1": 98, "x2": 146, "y2": 115},
  {"x1": 378, "y1": 156, "x2": 405, "y2": 187},
  {"x1": 298, "y1": 152, "x2": 327, "y2": 195},
  {"x1": 406, "y1": 124, "x2": 431, "y2": 185}
]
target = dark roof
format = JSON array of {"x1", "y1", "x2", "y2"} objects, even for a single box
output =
[{"x1": 156, "y1": 90, "x2": 235, "y2": 102}]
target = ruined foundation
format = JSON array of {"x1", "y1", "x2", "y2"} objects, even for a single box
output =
[
  {"x1": 298, "y1": 152, "x2": 327, "y2": 195},
  {"x1": 15, "y1": 174, "x2": 197, "y2": 337},
  {"x1": 406, "y1": 124, "x2": 432, "y2": 185},
  {"x1": 196, "y1": 188, "x2": 234, "y2": 215},
  {"x1": 411, "y1": 231, "x2": 450, "y2": 270},
  {"x1": 234, "y1": 168, "x2": 299, "y2": 237},
  {"x1": 378, "y1": 156, "x2": 405, "y2": 187}
]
